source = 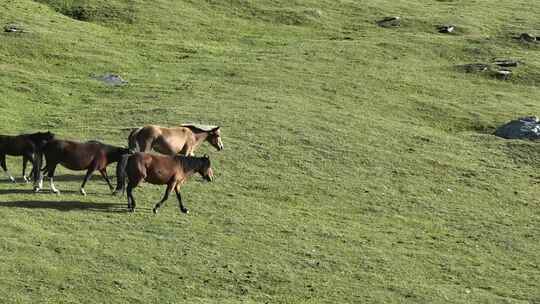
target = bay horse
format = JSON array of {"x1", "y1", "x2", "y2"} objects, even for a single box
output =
[
  {"x1": 116, "y1": 152, "x2": 214, "y2": 214},
  {"x1": 34, "y1": 139, "x2": 130, "y2": 195},
  {"x1": 127, "y1": 124, "x2": 224, "y2": 156},
  {"x1": 0, "y1": 131, "x2": 55, "y2": 183}
]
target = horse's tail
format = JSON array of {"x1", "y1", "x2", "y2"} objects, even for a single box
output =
[
  {"x1": 127, "y1": 127, "x2": 142, "y2": 152},
  {"x1": 113, "y1": 153, "x2": 131, "y2": 195}
]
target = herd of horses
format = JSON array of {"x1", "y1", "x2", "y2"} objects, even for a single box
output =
[{"x1": 0, "y1": 124, "x2": 224, "y2": 214}]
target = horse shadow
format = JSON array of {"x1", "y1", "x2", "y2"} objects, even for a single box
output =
[
  {"x1": 43, "y1": 174, "x2": 83, "y2": 182},
  {"x1": 0, "y1": 188, "x2": 34, "y2": 195},
  {"x1": 0, "y1": 179, "x2": 25, "y2": 184},
  {"x1": 0, "y1": 199, "x2": 128, "y2": 213},
  {"x1": 38, "y1": 174, "x2": 110, "y2": 182},
  {"x1": 0, "y1": 188, "x2": 109, "y2": 196},
  {"x1": 0, "y1": 173, "x2": 115, "y2": 184}
]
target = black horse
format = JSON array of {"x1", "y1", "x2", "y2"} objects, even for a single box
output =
[
  {"x1": 0, "y1": 131, "x2": 55, "y2": 183},
  {"x1": 35, "y1": 139, "x2": 130, "y2": 195}
]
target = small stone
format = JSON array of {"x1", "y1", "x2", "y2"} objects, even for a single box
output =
[
  {"x1": 377, "y1": 16, "x2": 401, "y2": 28},
  {"x1": 92, "y1": 73, "x2": 128, "y2": 86},
  {"x1": 4, "y1": 23, "x2": 24, "y2": 33},
  {"x1": 493, "y1": 59, "x2": 519, "y2": 68},
  {"x1": 494, "y1": 69, "x2": 512, "y2": 80}
]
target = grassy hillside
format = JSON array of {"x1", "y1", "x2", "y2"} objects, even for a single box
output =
[{"x1": 1, "y1": 0, "x2": 539, "y2": 303}]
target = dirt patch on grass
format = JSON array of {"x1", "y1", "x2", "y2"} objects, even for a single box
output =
[
  {"x1": 34, "y1": 0, "x2": 137, "y2": 24},
  {"x1": 205, "y1": 0, "x2": 323, "y2": 26}
]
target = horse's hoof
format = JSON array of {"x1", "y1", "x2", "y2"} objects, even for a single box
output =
[
  {"x1": 181, "y1": 208, "x2": 189, "y2": 214},
  {"x1": 23, "y1": 176, "x2": 30, "y2": 183},
  {"x1": 152, "y1": 208, "x2": 158, "y2": 214},
  {"x1": 33, "y1": 187, "x2": 41, "y2": 193},
  {"x1": 111, "y1": 190, "x2": 118, "y2": 196},
  {"x1": 52, "y1": 190, "x2": 60, "y2": 195},
  {"x1": 80, "y1": 189, "x2": 87, "y2": 196},
  {"x1": 9, "y1": 177, "x2": 16, "y2": 183}
]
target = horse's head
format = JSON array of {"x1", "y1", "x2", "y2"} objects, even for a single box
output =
[
  {"x1": 30, "y1": 131, "x2": 55, "y2": 147},
  {"x1": 197, "y1": 154, "x2": 214, "y2": 182},
  {"x1": 42, "y1": 131, "x2": 55, "y2": 141},
  {"x1": 206, "y1": 127, "x2": 224, "y2": 151},
  {"x1": 34, "y1": 131, "x2": 55, "y2": 140}
]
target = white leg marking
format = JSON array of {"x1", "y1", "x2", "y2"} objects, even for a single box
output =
[
  {"x1": 34, "y1": 175, "x2": 43, "y2": 192},
  {"x1": 50, "y1": 177, "x2": 60, "y2": 194},
  {"x1": 3, "y1": 170, "x2": 15, "y2": 182}
]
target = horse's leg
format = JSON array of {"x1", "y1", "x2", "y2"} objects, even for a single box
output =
[
  {"x1": 28, "y1": 166, "x2": 35, "y2": 183},
  {"x1": 22, "y1": 155, "x2": 29, "y2": 182},
  {"x1": 98, "y1": 168, "x2": 114, "y2": 192},
  {"x1": 79, "y1": 168, "x2": 95, "y2": 196},
  {"x1": 175, "y1": 185, "x2": 189, "y2": 214},
  {"x1": 0, "y1": 154, "x2": 15, "y2": 183},
  {"x1": 126, "y1": 182, "x2": 136, "y2": 212},
  {"x1": 152, "y1": 181, "x2": 174, "y2": 214},
  {"x1": 34, "y1": 153, "x2": 47, "y2": 192},
  {"x1": 22, "y1": 152, "x2": 34, "y2": 183},
  {"x1": 47, "y1": 164, "x2": 60, "y2": 194}
]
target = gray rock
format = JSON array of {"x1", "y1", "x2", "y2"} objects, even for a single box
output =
[
  {"x1": 93, "y1": 73, "x2": 128, "y2": 86},
  {"x1": 377, "y1": 16, "x2": 401, "y2": 28},
  {"x1": 459, "y1": 63, "x2": 489, "y2": 73},
  {"x1": 493, "y1": 59, "x2": 520, "y2": 68},
  {"x1": 495, "y1": 116, "x2": 540, "y2": 140},
  {"x1": 438, "y1": 25, "x2": 455, "y2": 33},
  {"x1": 518, "y1": 33, "x2": 537, "y2": 42}
]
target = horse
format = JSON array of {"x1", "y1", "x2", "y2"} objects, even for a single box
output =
[
  {"x1": 115, "y1": 152, "x2": 214, "y2": 214},
  {"x1": 0, "y1": 131, "x2": 55, "y2": 183},
  {"x1": 127, "y1": 124, "x2": 224, "y2": 156},
  {"x1": 34, "y1": 139, "x2": 130, "y2": 195}
]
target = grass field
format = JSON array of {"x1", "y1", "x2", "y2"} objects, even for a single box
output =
[{"x1": 1, "y1": 0, "x2": 540, "y2": 303}]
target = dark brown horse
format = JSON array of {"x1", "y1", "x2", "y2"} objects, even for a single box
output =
[
  {"x1": 116, "y1": 152, "x2": 214, "y2": 213},
  {"x1": 0, "y1": 131, "x2": 55, "y2": 183},
  {"x1": 127, "y1": 124, "x2": 223, "y2": 156},
  {"x1": 34, "y1": 139, "x2": 130, "y2": 195},
  {"x1": 113, "y1": 124, "x2": 222, "y2": 195}
]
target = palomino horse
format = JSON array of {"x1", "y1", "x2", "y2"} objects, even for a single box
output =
[
  {"x1": 127, "y1": 124, "x2": 224, "y2": 156},
  {"x1": 116, "y1": 152, "x2": 214, "y2": 213},
  {"x1": 35, "y1": 139, "x2": 130, "y2": 195},
  {"x1": 0, "y1": 131, "x2": 55, "y2": 183}
]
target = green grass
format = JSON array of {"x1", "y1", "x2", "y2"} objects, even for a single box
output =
[{"x1": 1, "y1": 0, "x2": 540, "y2": 303}]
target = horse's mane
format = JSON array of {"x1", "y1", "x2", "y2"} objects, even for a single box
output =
[
  {"x1": 181, "y1": 123, "x2": 218, "y2": 132},
  {"x1": 87, "y1": 140, "x2": 129, "y2": 154},
  {"x1": 177, "y1": 155, "x2": 210, "y2": 170},
  {"x1": 26, "y1": 131, "x2": 55, "y2": 141}
]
